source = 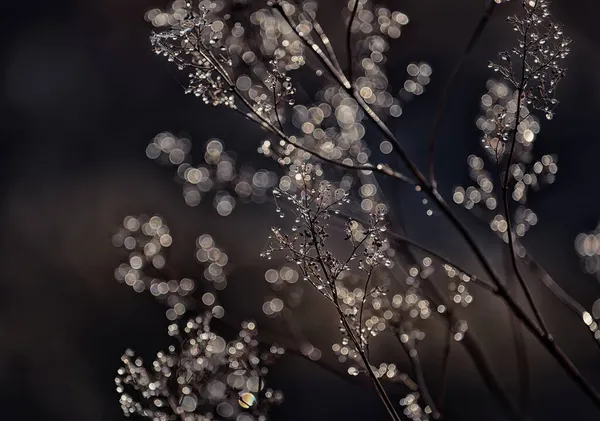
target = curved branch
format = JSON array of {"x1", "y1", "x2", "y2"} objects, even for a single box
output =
[{"x1": 427, "y1": 0, "x2": 497, "y2": 185}]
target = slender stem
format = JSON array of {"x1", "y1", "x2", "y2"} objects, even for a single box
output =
[
  {"x1": 427, "y1": 0, "x2": 497, "y2": 185},
  {"x1": 346, "y1": 0, "x2": 360, "y2": 84},
  {"x1": 225, "y1": 69, "x2": 415, "y2": 184},
  {"x1": 502, "y1": 168, "x2": 549, "y2": 335},
  {"x1": 338, "y1": 309, "x2": 405, "y2": 421},
  {"x1": 153, "y1": 263, "x2": 412, "y2": 396},
  {"x1": 522, "y1": 250, "x2": 600, "y2": 350},
  {"x1": 460, "y1": 194, "x2": 600, "y2": 350},
  {"x1": 271, "y1": 86, "x2": 285, "y2": 133},
  {"x1": 305, "y1": 10, "x2": 344, "y2": 75},
  {"x1": 385, "y1": 230, "x2": 498, "y2": 293},
  {"x1": 500, "y1": 11, "x2": 549, "y2": 336},
  {"x1": 305, "y1": 202, "x2": 404, "y2": 421},
  {"x1": 267, "y1": 188, "x2": 498, "y2": 294},
  {"x1": 270, "y1": 189, "x2": 498, "y2": 293},
  {"x1": 493, "y1": 139, "x2": 531, "y2": 417},
  {"x1": 274, "y1": 3, "x2": 600, "y2": 410},
  {"x1": 212, "y1": 297, "x2": 407, "y2": 392},
  {"x1": 358, "y1": 270, "x2": 373, "y2": 347},
  {"x1": 423, "y1": 271, "x2": 526, "y2": 421},
  {"x1": 383, "y1": 206, "x2": 523, "y2": 421},
  {"x1": 190, "y1": 40, "x2": 412, "y2": 185},
  {"x1": 504, "y1": 248, "x2": 531, "y2": 418},
  {"x1": 437, "y1": 329, "x2": 452, "y2": 412},
  {"x1": 274, "y1": 2, "x2": 351, "y2": 90},
  {"x1": 397, "y1": 334, "x2": 441, "y2": 419}
]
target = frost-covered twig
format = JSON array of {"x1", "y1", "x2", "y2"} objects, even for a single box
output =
[{"x1": 263, "y1": 164, "x2": 405, "y2": 421}]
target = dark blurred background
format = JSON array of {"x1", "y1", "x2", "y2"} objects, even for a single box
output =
[{"x1": 3, "y1": 0, "x2": 600, "y2": 420}]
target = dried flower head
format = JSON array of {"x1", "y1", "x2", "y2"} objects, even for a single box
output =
[{"x1": 489, "y1": 0, "x2": 571, "y2": 121}]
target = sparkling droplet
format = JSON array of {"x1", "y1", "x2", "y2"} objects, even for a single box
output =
[{"x1": 238, "y1": 392, "x2": 256, "y2": 409}]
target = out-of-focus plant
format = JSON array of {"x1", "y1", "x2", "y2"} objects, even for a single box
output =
[
  {"x1": 111, "y1": 0, "x2": 600, "y2": 420},
  {"x1": 113, "y1": 215, "x2": 284, "y2": 421},
  {"x1": 116, "y1": 313, "x2": 284, "y2": 421}
]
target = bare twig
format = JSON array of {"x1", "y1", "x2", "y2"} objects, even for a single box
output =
[
  {"x1": 346, "y1": 0, "x2": 361, "y2": 84},
  {"x1": 358, "y1": 271, "x2": 373, "y2": 345},
  {"x1": 504, "y1": 249, "x2": 531, "y2": 418},
  {"x1": 522, "y1": 250, "x2": 600, "y2": 350},
  {"x1": 385, "y1": 230, "x2": 498, "y2": 293},
  {"x1": 437, "y1": 328, "x2": 452, "y2": 412},
  {"x1": 421, "y1": 265, "x2": 526, "y2": 421},
  {"x1": 304, "y1": 9, "x2": 345, "y2": 75},
  {"x1": 396, "y1": 332, "x2": 441, "y2": 419},
  {"x1": 382, "y1": 198, "x2": 523, "y2": 421},
  {"x1": 462, "y1": 200, "x2": 600, "y2": 351},
  {"x1": 427, "y1": 0, "x2": 497, "y2": 185}
]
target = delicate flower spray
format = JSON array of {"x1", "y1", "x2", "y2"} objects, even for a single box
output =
[{"x1": 112, "y1": 1, "x2": 600, "y2": 420}]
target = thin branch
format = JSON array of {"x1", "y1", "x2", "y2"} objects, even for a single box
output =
[
  {"x1": 272, "y1": 86, "x2": 285, "y2": 133},
  {"x1": 153, "y1": 263, "x2": 386, "y2": 393},
  {"x1": 437, "y1": 328, "x2": 452, "y2": 412},
  {"x1": 337, "y1": 303, "x2": 406, "y2": 421},
  {"x1": 385, "y1": 230, "x2": 498, "y2": 293},
  {"x1": 504, "y1": 248, "x2": 531, "y2": 417},
  {"x1": 346, "y1": 0, "x2": 361, "y2": 84},
  {"x1": 427, "y1": 0, "x2": 497, "y2": 185},
  {"x1": 521, "y1": 249, "x2": 600, "y2": 351},
  {"x1": 274, "y1": 1, "x2": 351, "y2": 90},
  {"x1": 383, "y1": 205, "x2": 523, "y2": 421},
  {"x1": 195, "y1": 40, "x2": 399, "y2": 183},
  {"x1": 396, "y1": 333, "x2": 441, "y2": 419},
  {"x1": 306, "y1": 209, "x2": 405, "y2": 421},
  {"x1": 501, "y1": 10, "x2": 550, "y2": 336},
  {"x1": 463, "y1": 202, "x2": 600, "y2": 350},
  {"x1": 421, "y1": 267, "x2": 526, "y2": 421},
  {"x1": 358, "y1": 269, "x2": 373, "y2": 349},
  {"x1": 228, "y1": 79, "x2": 416, "y2": 184},
  {"x1": 268, "y1": 191, "x2": 497, "y2": 294},
  {"x1": 304, "y1": 9, "x2": 345, "y2": 75}
]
